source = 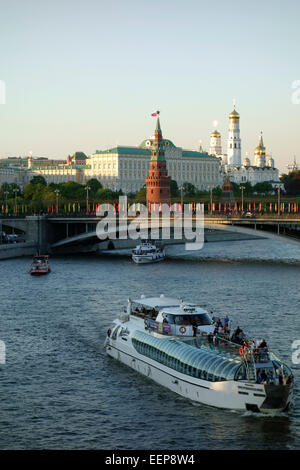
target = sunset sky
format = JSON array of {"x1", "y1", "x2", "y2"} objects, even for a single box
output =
[{"x1": 1, "y1": 0, "x2": 300, "y2": 172}]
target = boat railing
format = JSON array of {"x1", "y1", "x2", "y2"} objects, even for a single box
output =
[
  {"x1": 194, "y1": 334, "x2": 271, "y2": 364},
  {"x1": 143, "y1": 318, "x2": 270, "y2": 365},
  {"x1": 187, "y1": 334, "x2": 243, "y2": 360}
]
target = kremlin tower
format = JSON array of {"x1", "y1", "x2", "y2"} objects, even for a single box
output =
[
  {"x1": 145, "y1": 112, "x2": 171, "y2": 210},
  {"x1": 227, "y1": 104, "x2": 241, "y2": 167}
]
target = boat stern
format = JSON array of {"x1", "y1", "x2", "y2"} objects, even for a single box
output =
[{"x1": 259, "y1": 381, "x2": 294, "y2": 413}]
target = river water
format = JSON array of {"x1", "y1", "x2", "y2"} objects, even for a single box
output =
[{"x1": 0, "y1": 238, "x2": 299, "y2": 450}]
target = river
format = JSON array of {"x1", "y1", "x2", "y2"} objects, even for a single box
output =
[{"x1": 0, "y1": 238, "x2": 299, "y2": 449}]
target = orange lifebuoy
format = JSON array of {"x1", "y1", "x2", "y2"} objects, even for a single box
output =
[{"x1": 179, "y1": 326, "x2": 186, "y2": 334}]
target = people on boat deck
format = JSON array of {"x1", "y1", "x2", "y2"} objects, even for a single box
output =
[
  {"x1": 231, "y1": 326, "x2": 246, "y2": 345},
  {"x1": 267, "y1": 369, "x2": 274, "y2": 384},
  {"x1": 259, "y1": 339, "x2": 267, "y2": 349},
  {"x1": 257, "y1": 370, "x2": 268, "y2": 384}
]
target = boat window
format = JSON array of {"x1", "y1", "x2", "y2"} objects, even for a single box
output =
[
  {"x1": 119, "y1": 327, "x2": 128, "y2": 337},
  {"x1": 194, "y1": 351, "x2": 214, "y2": 370},
  {"x1": 132, "y1": 331, "x2": 244, "y2": 383},
  {"x1": 235, "y1": 364, "x2": 247, "y2": 381},
  {"x1": 213, "y1": 360, "x2": 232, "y2": 378},
  {"x1": 206, "y1": 356, "x2": 225, "y2": 375},
  {"x1": 167, "y1": 314, "x2": 211, "y2": 326},
  {"x1": 191, "y1": 314, "x2": 212, "y2": 326},
  {"x1": 111, "y1": 325, "x2": 120, "y2": 340},
  {"x1": 182, "y1": 349, "x2": 200, "y2": 368},
  {"x1": 219, "y1": 361, "x2": 240, "y2": 380},
  {"x1": 166, "y1": 315, "x2": 176, "y2": 324},
  {"x1": 200, "y1": 355, "x2": 218, "y2": 373},
  {"x1": 174, "y1": 315, "x2": 191, "y2": 325}
]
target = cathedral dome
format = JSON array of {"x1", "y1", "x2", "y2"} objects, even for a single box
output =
[
  {"x1": 243, "y1": 157, "x2": 251, "y2": 167},
  {"x1": 254, "y1": 133, "x2": 266, "y2": 155},
  {"x1": 211, "y1": 129, "x2": 220, "y2": 137},
  {"x1": 229, "y1": 108, "x2": 239, "y2": 118}
]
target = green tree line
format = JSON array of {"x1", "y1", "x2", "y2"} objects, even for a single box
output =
[{"x1": 1, "y1": 173, "x2": 300, "y2": 210}]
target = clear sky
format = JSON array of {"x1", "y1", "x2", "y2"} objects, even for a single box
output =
[{"x1": 1, "y1": 0, "x2": 300, "y2": 172}]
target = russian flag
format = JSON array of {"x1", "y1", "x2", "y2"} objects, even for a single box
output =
[{"x1": 151, "y1": 110, "x2": 160, "y2": 117}]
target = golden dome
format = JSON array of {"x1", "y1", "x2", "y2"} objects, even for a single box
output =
[
  {"x1": 229, "y1": 108, "x2": 239, "y2": 118},
  {"x1": 254, "y1": 133, "x2": 266, "y2": 154},
  {"x1": 211, "y1": 129, "x2": 220, "y2": 137}
]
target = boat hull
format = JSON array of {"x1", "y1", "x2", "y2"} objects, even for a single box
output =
[
  {"x1": 105, "y1": 340, "x2": 293, "y2": 414},
  {"x1": 30, "y1": 269, "x2": 51, "y2": 276},
  {"x1": 132, "y1": 254, "x2": 165, "y2": 264}
]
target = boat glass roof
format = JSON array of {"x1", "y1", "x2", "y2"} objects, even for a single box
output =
[{"x1": 132, "y1": 331, "x2": 242, "y2": 380}]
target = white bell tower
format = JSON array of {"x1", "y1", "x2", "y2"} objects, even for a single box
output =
[
  {"x1": 227, "y1": 102, "x2": 241, "y2": 167},
  {"x1": 209, "y1": 121, "x2": 222, "y2": 156}
]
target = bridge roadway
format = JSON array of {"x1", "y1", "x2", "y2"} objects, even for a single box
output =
[
  {"x1": 1, "y1": 214, "x2": 300, "y2": 254},
  {"x1": 46, "y1": 214, "x2": 300, "y2": 251}
]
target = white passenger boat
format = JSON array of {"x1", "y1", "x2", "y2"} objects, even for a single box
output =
[
  {"x1": 105, "y1": 295, "x2": 294, "y2": 413},
  {"x1": 132, "y1": 240, "x2": 165, "y2": 264}
]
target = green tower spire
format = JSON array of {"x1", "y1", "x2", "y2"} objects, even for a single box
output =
[{"x1": 151, "y1": 111, "x2": 166, "y2": 162}]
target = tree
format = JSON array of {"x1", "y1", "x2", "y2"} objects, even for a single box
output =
[
  {"x1": 86, "y1": 178, "x2": 102, "y2": 196},
  {"x1": 280, "y1": 171, "x2": 300, "y2": 195},
  {"x1": 135, "y1": 187, "x2": 146, "y2": 204},
  {"x1": 212, "y1": 186, "x2": 222, "y2": 197},
  {"x1": 252, "y1": 181, "x2": 273, "y2": 195},
  {"x1": 58, "y1": 182, "x2": 85, "y2": 200},
  {"x1": 48, "y1": 182, "x2": 60, "y2": 192},
  {"x1": 170, "y1": 180, "x2": 179, "y2": 198},
  {"x1": 289, "y1": 172, "x2": 300, "y2": 195},
  {"x1": 30, "y1": 175, "x2": 47, "y2": 186},
  {"x1": 24, "y1": 183, "x2": 36, "y2": 200},
  {"x1": 31, "y1": 184, "x2": 48, "y2": 201},
  {"x1": 182, "y1": 182, "x2": 196, "y2": 197},
  {"x1": 96, "y1": 188, "x2": 115, "y2": 201},
  {"x1": 1, "y1": 182, "x2": 22, "y2": 199},
  {"x1": 195, "y1": 189, "x2": 209, "y2": 197},
  {"x1": 231, "y1": 181, "x2": 253, "y2": 197}
]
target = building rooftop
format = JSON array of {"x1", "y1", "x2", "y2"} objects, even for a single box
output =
[
  {"x1": 93, "y1": 145, "x2": 217, "y2": 159},
  {"x1": 94, "y1": 146, "x2": 151, "y2": 156}
]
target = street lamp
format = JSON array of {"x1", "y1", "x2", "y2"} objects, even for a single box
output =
[
  {"x1": 179, "y1": 185, "x2": 184, "y2": 208},
  {"x1": 85, "y1": 185, "x2": 91, "y2": 213},
  {"x1": 275, "y1": 184, "x2": 281, "y2": 216},
  {"x1": 13, "y1": 188, "x2": 19, "y2": 215},
  {"x1": 4, "y1": 191, "x2": 9, "y2": 214},
  {"x1": 208, "y1": 185, "x2": 213, "y2": 215},
  {"x1": 54, "y1": 189, "x2": 60, "y2": 214},
  {"x1": 240, "y1": 185, "x2": 245, "y2": 213}
]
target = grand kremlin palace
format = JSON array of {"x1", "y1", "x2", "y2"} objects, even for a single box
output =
[{"x1": 84, "y1": 137, "x2": 222, "y2": 193}]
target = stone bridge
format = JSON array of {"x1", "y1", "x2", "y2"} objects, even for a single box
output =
[{"x1": 1, "y1": 214, "x2": 300, "y2": 257}]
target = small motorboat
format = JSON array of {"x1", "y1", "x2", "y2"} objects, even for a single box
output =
[
  {"x1": 132, "y1": 240, "x2": 165, "y2": 264},
  {"x1": 30, "y1": 255, "x2": 51, "y2": 276}
]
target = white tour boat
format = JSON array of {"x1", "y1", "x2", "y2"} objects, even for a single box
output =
[
  {"x1": 105, "y1": 295, "x2": 294, "y2": 413},
  {"x1": 132, "y1": 240, "x2": 165, "y2": 264}
]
